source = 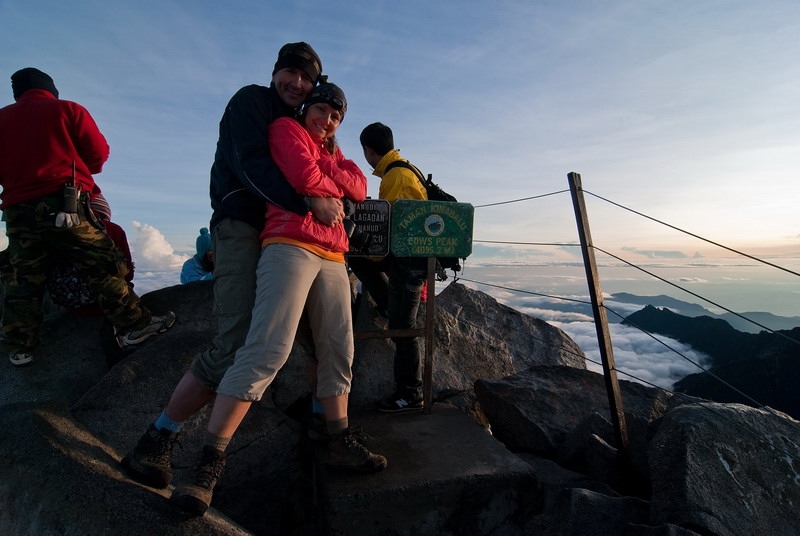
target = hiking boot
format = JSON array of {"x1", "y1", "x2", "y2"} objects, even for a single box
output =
[
  {"x1": 376, "y1": 393, "x2": 423, "y2": 414},
  {"x1": 121, "y1": 424, "x2": 179, "y2": 489},
  {"x1": 117, "y1": 311, "x2": 176, "y2": 346},
  {"x1": 325, "y1": 428, "x2": 387, "y2": 473},
  {"x1": 9, "y1": 352, "x2": 33, "y2": 367},
  {"x1": 170, "y1": 446, "x2": 226, "y2": 516}
]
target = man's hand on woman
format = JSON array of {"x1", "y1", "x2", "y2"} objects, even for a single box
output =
[{"x1": 309, "y1": 197, "x2": 344, "y2": 227}]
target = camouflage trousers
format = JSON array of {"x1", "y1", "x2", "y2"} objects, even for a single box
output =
[{"x1": 0, "y1": 193, "x2": 151, "y2": 354}]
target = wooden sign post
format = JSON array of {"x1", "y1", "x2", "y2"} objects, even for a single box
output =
[{"x1": 390, "y1": 199, "x2": 474, "y2": 412}]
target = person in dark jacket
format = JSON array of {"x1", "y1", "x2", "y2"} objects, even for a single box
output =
[
  {"x1": 0, "y1": 68, "x2": 175, "y2": 367},
  {"x1": 121, "y1": 43, "x2": 345, "y2": 493}
]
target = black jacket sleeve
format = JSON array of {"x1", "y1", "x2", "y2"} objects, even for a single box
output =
[{"x1": 221, "y1": 85, "x2": 308, "y2": 214}]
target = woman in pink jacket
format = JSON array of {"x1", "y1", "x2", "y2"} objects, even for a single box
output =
[{"x1": 170, "y1": 82, "x2": 387, "y2": 517}]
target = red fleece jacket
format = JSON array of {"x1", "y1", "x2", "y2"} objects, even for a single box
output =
[
  {"x1": 0, "y1": 89, "x2": 109, "y2": 208},
  {"x1": 263, "y1": 116, "x2": 367, "y2": 255}
]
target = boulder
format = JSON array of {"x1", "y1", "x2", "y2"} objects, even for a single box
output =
[
  {"x1": 523, "y1": 488, "x2": 651, "y2": 536},
  {"x1": 474, "y1": 366, "x2": 800, "y2": 536},
  {"x1": 649, "y1": 403, "x2": 800, "y2": 536},
  {"x1": 343, "y1": 282, "x2": 586, "y2": 418},
  {"x1": 474, "y1": 364, "x2": 685, "y2": 480}
]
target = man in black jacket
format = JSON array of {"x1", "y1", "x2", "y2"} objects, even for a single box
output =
[{"x1": 121, "y1": 42, "x2": 344, "y2": 492}]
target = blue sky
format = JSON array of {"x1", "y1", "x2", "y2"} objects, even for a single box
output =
[{"x1": 1, "y1": 0, "x2": 799, "y2": 275}]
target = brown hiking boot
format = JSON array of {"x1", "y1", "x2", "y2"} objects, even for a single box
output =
[
  {"x1": 170, "y1": 446, "x2": 226, "y2": 516},
  {"x1": 325, "y1": 428, "x2": 387, "y2": 473},
  {"x1": 121, "y1": 424, "x2": 179, "y2": 489}
]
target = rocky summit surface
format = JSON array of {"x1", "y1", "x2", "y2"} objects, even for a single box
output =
[{"x1": 1, "y1": 281, "x2": 798, "y2": 535}]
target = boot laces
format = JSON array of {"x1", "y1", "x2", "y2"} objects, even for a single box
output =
[
  {"x1": 342, "y1": 428, "x2": 373, "y2": 457},
  {"x1": 193, "y1": 450, "x2": 225, "y2": 489},
  {"x1": 145, "y1": 430, "x2": 179, "y2": 465}
]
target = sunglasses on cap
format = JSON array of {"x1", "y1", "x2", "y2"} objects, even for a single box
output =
[
  {"x1": 308, "y1": 83, "x2": 346, "y2": 111},
  {"x1": 326, "y1": 95, "x2": 345, "y2": 110}
]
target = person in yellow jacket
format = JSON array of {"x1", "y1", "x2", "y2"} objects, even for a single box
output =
[{"x1": 349, "y1": 122, "x2": 428, "y2": 413}]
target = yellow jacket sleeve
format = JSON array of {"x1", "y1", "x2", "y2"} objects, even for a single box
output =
[{"x1": 378, "y1": 167, "x2": 428, "y2": 203}]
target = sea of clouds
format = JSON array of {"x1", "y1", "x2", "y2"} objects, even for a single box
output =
[{"x1": 457, "y1": 272, "x2": 713, "y2": 391}]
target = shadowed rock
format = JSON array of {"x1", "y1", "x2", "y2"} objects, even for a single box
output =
[
  {"x1": 0, "y1": 281, "x2": 584, "y2": 534},
  {"x1": 2, "y1": 280, "x2": 797, "y2": 535},
  {"x1": 475, "y1": 366, "x2": 800, "y2": 536}
]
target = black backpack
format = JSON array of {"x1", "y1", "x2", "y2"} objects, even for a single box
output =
[
  {"x1": 384, "y1": 160, "x2": 463, "y2": 279},
  {"x1": 385, "y1": 160, "x2": 457, "y2": 202}
]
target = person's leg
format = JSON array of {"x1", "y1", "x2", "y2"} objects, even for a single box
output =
[
  {"x1": 188, "y1": 219, "x2": 261, "y2": 388},
  {"x1": 321, "y1": 400, "x2": 387, "y2": 474},
  {"x1": 347, "y1": 256, "x2": 390, "y2": 317},
  {"x1": 307, "y1": 259, "x2": 386, "y2": 472},
  {"x1": 60, "y1": 200, "x2": 154, "y2": 333},
  {"x1": 213, "y1": 245, "x2": 319, "y2": 403},
  {"x1": 307, "y1": 258, "x2": 353, "y2": 419},
  {"x1": 163, "y1": 373, "x2": 217, "y2": 423},
  {"x1": 56, "y1": 201, "x2": 176, "y2": 347},
  {"x1": 166, "y1": 219, "x2": 262, "y2": 421},
  {"x1": 205, "y1": 394, "x2": 252, "y2": 439},
  {"x1": 1, "y1": 201, "x2": 55, "y2": 362},
  {"x1": 171, "y1": 245, "x2": 319, "y2": 515},
  {"x1": 319, "y1": 395, "x2": 349, "y2": 425},
  {"x1": 379, "y1": 257, "x2": 427, "y2": 411},
  {"x1": 122, "y1": 219, "x2": 260, "y2": 488}
]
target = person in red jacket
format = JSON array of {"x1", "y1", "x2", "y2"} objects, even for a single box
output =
[
  {"x1": 120, "y1": 42, "x2": 343, "y2": 495},
  {"x1": 169, "y1": 81, "x2": 387, "y2": 517},
  {"x1": 46, "y1": 194, "x2": 136, "y2": 316},
  {"x1": 0, "y1": 67, "x2": 175, "y2": 367}
]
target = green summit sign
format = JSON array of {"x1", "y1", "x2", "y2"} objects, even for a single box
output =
[{"x1": 390, "y1": 200, "x2": 473, "y2": 258}]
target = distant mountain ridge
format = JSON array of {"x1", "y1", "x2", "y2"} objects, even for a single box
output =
[
  {"x1": 608, "y1": 292, "x2": 800, "y2": 333},
  {"x1": 621, "y1": 304, "x2": 800, "y2": 420}
]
